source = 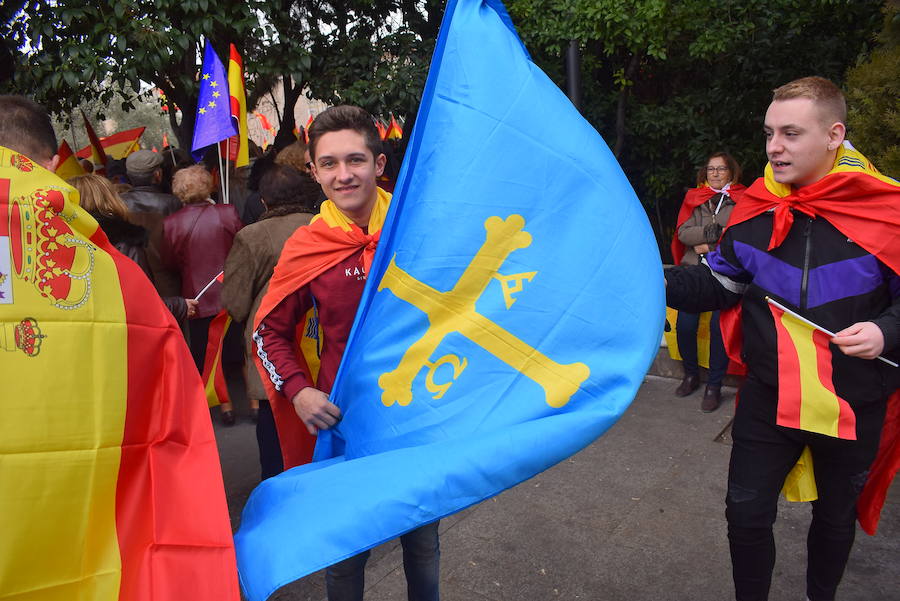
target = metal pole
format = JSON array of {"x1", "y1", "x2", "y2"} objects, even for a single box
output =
[{"x1": 565, "y1": 40, "x2": 582, "y2": 111}]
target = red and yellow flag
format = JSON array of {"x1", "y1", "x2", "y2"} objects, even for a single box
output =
[
  {"x1": 54, "y1": 139, "x2": 86, "y2": 181},
  {"x1": 255, "y1": 111, "x2": 274, "y2": 133},
  {"x1": 303, "y1": 114, "x2": 314, "y2": 143},
  {"x1": 76, "y1": 127, "x2": 145, "y2": 161},
  {"x1": 376, "y1": 119, "x2": 388, "y2": 141},
  {"x1": 81, "y1": 109, "x2": 109, "y2": 167},
  {"x1": 226, "y1": 44, "x2": 249, "y2": 168},
  {"x1": 0, "y1": 146, "x2": 238, "y2": 600},
  {"x1": 769, "y1": 300, "x2": 856, "y2": 440},
  {"x1": 386, "y1": 114, "x2": 403, "y2": 140},
  {"x1": 202, "y1": 309, "x2": 233, "y2": 407}
]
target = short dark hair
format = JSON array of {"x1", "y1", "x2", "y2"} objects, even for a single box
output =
[
  {"x1": 307, "y1": 105, "x2": 382, "y2": 162},
  {"x1": 259, "y1": 164, "x2": 318, "y2": 210},
  {"x1": 696, "y1": 151, "x2": 742, "y2": 187},
  {"x1": 0, "y1": 95, "x2": 58, "y2": 163}
]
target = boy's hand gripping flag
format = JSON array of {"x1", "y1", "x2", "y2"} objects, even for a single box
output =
[{"x1": 235, "y1": 1, "x2": 664, "y2": 599}]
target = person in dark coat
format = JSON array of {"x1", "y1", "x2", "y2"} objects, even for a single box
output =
[{"x1": 120, "y1": 149, "x2": 182, "y2": 216}]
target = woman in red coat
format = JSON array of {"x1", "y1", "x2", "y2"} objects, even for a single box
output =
[{"x1": 162, "y1": 165, "x2": 243, "y2": 424}]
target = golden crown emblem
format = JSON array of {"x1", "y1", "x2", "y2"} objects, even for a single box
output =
[
  {"x1": 4, "y1": 186, "x2": 94, "y2": 310},
  {"x1": 0, "y1": 317, "x2": 45, "y2": 357}
]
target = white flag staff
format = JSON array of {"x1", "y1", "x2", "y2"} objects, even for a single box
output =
[
  {"x1": 194, "y1": 271, "x2": 224, "y2": 302},
  {"x1": 766, "y1": 296, "x2": 898, "y2": 367}
]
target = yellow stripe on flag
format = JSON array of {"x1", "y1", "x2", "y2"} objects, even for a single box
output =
[
  {"x1": 778, "y1": 310, "x2": 843, "y2": 438},
  {"x1": 663, "y1": 306, "x2": 713, "y2": 369},
  {"x1": 0, "y1": 149, "x2": 126, "y2": 600}
]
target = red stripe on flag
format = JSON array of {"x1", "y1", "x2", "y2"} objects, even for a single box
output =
[
  {"x1": 857, "y1": 390, "x2": 900, "y2": 534},
  {"x1": 813, "y1": 329, "x2": 857, "y2": 440},
  {"x1": 98, "y1": 233, "x2": 238, "y2": 600},
  {"x1": 771, "y1": 304, "x2": 803, "y2": 430},
  {"x1": 202, "y1": 310, "x2": 232, "y2": 406}
]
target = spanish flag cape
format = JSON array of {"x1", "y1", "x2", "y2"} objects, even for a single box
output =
[
  {"x1": 0, "y1": 148, "x2": 238, "y2": 599},
  {"x1": 670, "y1": 182, "x2": 746, "y2": 265},
  {"x1": 253, "y1": 188, "x2": 391, "y2": 469},
  {"x1": 720, "y1": 142, "x2": 900, "y2": 534}
]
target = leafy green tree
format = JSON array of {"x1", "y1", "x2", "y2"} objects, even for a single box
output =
[
  {"x1": 506, "y1": 0, "x2": 884, "y2": 259},
  {"x1": 3, "y1": 0, "x2": 262, "y2": 148},
  {"x1": 846, "y1": 1, "x2": 900, "y2": 177}
]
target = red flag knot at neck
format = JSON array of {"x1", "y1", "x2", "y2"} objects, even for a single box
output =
[
  {"x1": 768, "y1": 197, "x2": 818, "y2": 250},
  {"x1": 361, "y1": 232, "x2": 380, "y2": 272}
]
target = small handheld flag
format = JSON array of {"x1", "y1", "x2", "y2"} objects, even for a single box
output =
[{"x1": 194, "y1": 270, "x2": 225, "y2": 302}]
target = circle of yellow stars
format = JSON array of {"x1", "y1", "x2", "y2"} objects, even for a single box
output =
[{"x1": 198, "y1": 73, "x2": 222, "y2": 115}]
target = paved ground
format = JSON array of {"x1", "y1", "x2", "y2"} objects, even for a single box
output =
[{"x1": 213, "y1": 375, "x2": 899, "y2": 601}]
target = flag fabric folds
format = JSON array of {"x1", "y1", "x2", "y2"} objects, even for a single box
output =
[
  {"x1": 202, "y1": 309, "x2": 233, "y2": 407},
  {"x1": 192, "y1": 42, "x2": 237, "y2": 160},
  {"x1": 226, "y1": 43, "x2": 249, "y2": 168},
  {"x1": 386, "y1": 113, "x2": 403, "y2": 139},
  {"x1": 234, "y1": 0, "x2": 663, "y2": 598},
  {"x1": 0, "y1": 147, "x2": 239, "y2": 600},
  {"x1": 54, "y1": 139, "x2": 86, "y2": 181},
  {"x1": 768, "y1": 300, "x2": 857, "y2": 439},
  {"x1": 81, "y1": 109, "x2": 109, "y2": 167},
  {"x1": 76, "y1": 127, "x2": 145, "y2": 161}
]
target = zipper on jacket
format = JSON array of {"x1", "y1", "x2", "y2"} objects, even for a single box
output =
[{"x1": 800, "y1": 217, "x2": 813, "y2": 309}]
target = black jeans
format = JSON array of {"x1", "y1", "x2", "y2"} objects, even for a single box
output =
[
  {"x1": 325, "y1": 521, "x2": 440, "y2": 601},
  {"x1": 256, "y1": 399, "x2": 283, "y2": 480},
  {"x1": 675, "y1": 310, "x2": 729, "y2": 386},
  {"x1": 725, "y1": 378, "x2": 885, "y2": 601}
]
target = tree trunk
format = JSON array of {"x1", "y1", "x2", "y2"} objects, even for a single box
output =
[
  {"x1": 273, "y1": 76, "x2": 304, "y2": 150},
  {"x1": 612, "y1": 53, "x2": 641, "y2": 158}
]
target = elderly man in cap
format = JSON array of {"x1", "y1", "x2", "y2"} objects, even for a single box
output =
[{"x1": 120, "y1": 149, "x2": 182, "y2": 216}]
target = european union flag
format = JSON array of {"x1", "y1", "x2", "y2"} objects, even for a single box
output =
[
  {"x1": 191, "y1": 42, "x2": 237, "y2": 160},
  {"x1": 235, "y1": 0, "x2": 664, "y2": 598}
]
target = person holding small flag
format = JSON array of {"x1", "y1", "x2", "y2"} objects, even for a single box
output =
[
  {"x1": 665, "y1": 76, "x2": 900, "y2": 601},
  {"x1": 161, "y1": 164, "x2": 243, "y2": 424}
]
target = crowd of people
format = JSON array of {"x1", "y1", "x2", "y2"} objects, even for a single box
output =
[{"x1": 0, "y1": 71, "x2": 897, "y2": 601}]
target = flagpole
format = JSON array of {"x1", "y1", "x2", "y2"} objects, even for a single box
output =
[
  {"x1": 766, "y1": 297, "x2": 898, "y2": 367},
  {"x1": 225, "y1": 138, "x2": 231, "y2": 205},
  {"x1": 194, "y1": 271, "x2": 225, "y2": 301},
  {"x1": 216, "y1": 144, "x2": 226, "y2": 204}
]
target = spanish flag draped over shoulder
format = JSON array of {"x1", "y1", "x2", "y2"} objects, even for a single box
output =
[
  {"x1": 252, "y1": 189, "x2": 392, "y2": 469},
  {"x1": 236, "y1": 0, "x2": 662, "y2": 597},
  {"x1": 0, "y1": 147, "x2": 239, "y2": 600},
  {"x1": 721, "y1": 141, "x2": 900, "y2": 534}
]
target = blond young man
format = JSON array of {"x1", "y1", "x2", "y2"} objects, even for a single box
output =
[{"x1": 665, "y1": 77, "x2": 900, "y2": 601}]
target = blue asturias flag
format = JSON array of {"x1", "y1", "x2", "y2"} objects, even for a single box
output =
[
  {"x1": 235, "y1": 0, "x2": 664, "y2": 598},
  {"x1": 191, "y1": 42, "x2": 237, "y2": 159}
]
